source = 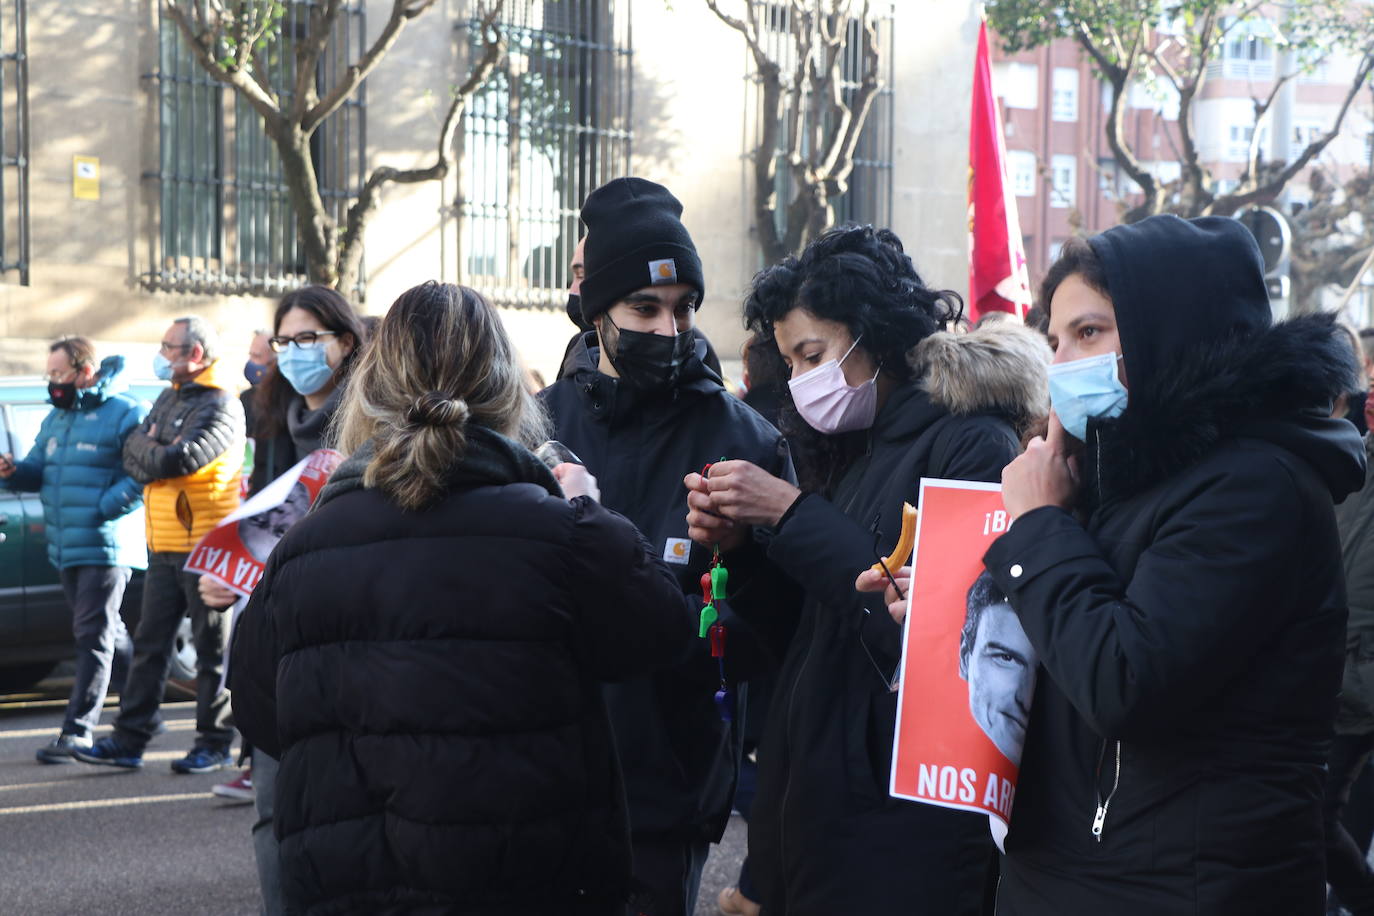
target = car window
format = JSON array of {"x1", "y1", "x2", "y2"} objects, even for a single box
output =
[{"x1": 9, "y1": 403, "x2": 47, "y2": 457}]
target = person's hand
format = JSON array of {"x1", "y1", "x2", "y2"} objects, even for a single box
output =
[
  {"x1": 684, "y1": 472, "x2": 748, "y2": 553},
  {"x1": 688, "y1": 460, "x2": 800, "y2": 529},
  {"x1": 198, "y1": 575, "x2": 238, "y2": 610},
  {"x1": 1001, "y1": 412, "x2": 1078, "y2": 521},
  {"x1": 855, "y1": 565, "x2": 912, "y2": 625},
  {"x1": 0, "y1": 454, "x2": 16, "y2": 479},
  {"x1": 552, "y1": 462, "x2": 600, "y2": 503}
]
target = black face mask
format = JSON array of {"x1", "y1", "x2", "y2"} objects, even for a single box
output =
[
  {"x1": 603, "y1": 318, "x2": 695, "y2": 392},
  {"x1": 565, "y1": 293, "x2": 592, "y2": 332},
  {"x1": 48, "y1": 382, "x2": 78, "y2": 410}
]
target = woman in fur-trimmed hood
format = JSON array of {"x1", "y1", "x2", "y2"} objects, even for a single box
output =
[
  {"x1": 983, "y1": 215, "x2": 1367, "y2": 915},
  {"x1": 683, "y1": 225, "x2": 1051, "y2": 915}
]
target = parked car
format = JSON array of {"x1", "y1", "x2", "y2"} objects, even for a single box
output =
[{"x1": 0, "y1": 376, "x2": 201, "y2": 692}]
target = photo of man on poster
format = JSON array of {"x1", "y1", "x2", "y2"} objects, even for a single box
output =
[
  {"x1": 959, "y1": 571, "x2": 1036, "y2": 767},
  {"x1": 237, "y1": 481, "x2": 311, "y2": 563}
]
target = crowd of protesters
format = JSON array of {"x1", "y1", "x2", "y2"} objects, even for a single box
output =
[{"x1": 9, "y1": 173, "x2": 1374, "y2": 916}]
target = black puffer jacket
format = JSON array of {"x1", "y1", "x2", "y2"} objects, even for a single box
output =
[
  {"x1": 122, "y1": 358, "x2": 244, "y2": 552},
  {"x1": 230, "y1": 428, "x2": 697, "y2": 915},
  {"x1": 983, "y1": 216, "x2": 1367, "y2": 915},
  {"x1": 123, "y1": 360, "x2": 243, "y2": 485},
  {"x1": 750, "y1": 322, "x2": 1050, "y2": 916},
  {"x1": 540, "y1": 334, "x2": 797, "y2": 847}
]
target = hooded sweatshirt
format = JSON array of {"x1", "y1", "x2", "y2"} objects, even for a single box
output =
[
  {"x1": 123, "y1": 357, "x2": 245, "y2": 553},
  {"x1": 983, "y1": 215, "x2": 1366, "y2": 915}
]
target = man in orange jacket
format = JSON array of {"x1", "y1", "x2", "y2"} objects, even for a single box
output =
[{"x1": 75, "y1": 316, "x2": 244, "y2": 773}]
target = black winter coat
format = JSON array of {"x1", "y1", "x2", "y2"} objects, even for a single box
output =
[
  {"x1": 983, "y1": 216, "x2": 1367, "y2": 915},
  {"x1": 540, "y1": 334, "x2": 796, "y2": 844},
  {"x1": 230, "y1": 428, "x2": 697, "y2": 915},
  {"x1": 750, "y1": 322, "x2": 1051, "y2": 916},
  {"x1": 1336, "y1": 434, "x2": 1374, "y2": 736}
]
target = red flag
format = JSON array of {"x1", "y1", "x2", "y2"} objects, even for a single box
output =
[{"x1": 968, "y1": 19, "x2": 1032, "y2": 322}]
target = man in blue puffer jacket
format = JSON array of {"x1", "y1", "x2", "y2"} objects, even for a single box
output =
[{"x1": 0, "y1": 337, "x2": 149, "y2": 763}]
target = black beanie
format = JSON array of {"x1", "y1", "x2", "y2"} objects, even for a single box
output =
[{"x1": 579, "y1": 177, "x2": 705, "y2": 324}]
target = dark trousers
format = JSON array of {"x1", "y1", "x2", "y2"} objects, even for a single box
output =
[
  {"x1": 626, "y1": 836, "x2": 710, "y2": 916},
  {"x1": 113, "y1": 550, "x2": 233, "y2": 752},
  {"x1": 1325, "y1": 731, "x2": 1374, "y2": 915},
  {"x1": 58, "y1": 565, "x2": 132, "y2": 739}
]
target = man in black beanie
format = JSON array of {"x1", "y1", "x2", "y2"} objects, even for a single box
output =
[{"x1": 540, "y1": 177, "x2": 798, "y2": 916}]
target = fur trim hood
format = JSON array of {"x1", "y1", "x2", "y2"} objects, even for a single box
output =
[
  {"x1": 910, "y1": 320, "x2": 1052, "y2": 435},
  {"x1": 1088, "y1": 312, "x2": 1365, "y2": 506}
]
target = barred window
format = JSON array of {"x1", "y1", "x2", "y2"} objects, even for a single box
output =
[
  {"x1": 0, "y1": 0, "x2": 27, "y2": 285},
  {"x1": 755, "y1": 2, "x2": 895, "y2": 247},
  {"x1": 146, "y1": 2, "x2": 366, "y2": 296},
  {"x1": 457, "y1": 0, "x2": 632, "y2": 310},
  {"x1": 833, "y1": 8, "x2": 894, "y2": 229}
]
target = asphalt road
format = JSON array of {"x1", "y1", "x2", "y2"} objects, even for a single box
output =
[{"x1": 0, "y1": 675, "x2": 747, "y2": 916}]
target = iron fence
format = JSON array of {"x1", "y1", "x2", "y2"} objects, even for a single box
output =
[
  {"x1": 755, "y1": 1, "x2": 895, "y2": 250},
  {"x1": 456, "y1": 0, "x2": 633, "y2": 310},
  {"x1": 0, "y1": 0, "x2": 27, "y2": 285},
  {"x1": 144, "y1": 1, "x2": 365, "y2": 296}
]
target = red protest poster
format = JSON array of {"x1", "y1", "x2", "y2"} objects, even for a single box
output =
[
  {"x1": 184, "y1": 449, "x2": 343, "y2": 597},
  {"x1": 889, "y1": 479, "x2": 1036, "y2": 851}
]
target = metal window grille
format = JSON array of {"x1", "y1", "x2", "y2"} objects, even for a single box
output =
[
  {"x1": 754, "y1": 2, "x2": 894, "y2": 246},
  {"x1": 457, "y1": 0, "x2": 633, "y2": 310},
  {"x1": 0, "y1": 0, "x2": 28, "y2": 284},
  {"x1": 145, "y1": 2, "x2": 366, "y2": 296}
]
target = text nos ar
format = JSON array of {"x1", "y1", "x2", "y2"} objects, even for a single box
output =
[{"x1": 916, "y1": 763, "x2": 1015, "y2": 818}]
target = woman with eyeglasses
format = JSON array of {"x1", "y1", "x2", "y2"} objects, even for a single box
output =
[
  {"x1": 200, "y1": 284, "x2": 364, "y2": 913},
  {"x1": 248, "y1": 287, "x2": 366, "y2": 494}
]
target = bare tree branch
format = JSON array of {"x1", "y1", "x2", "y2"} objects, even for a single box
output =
[
  {"x1": 704, "y1": 0, "x2": 773, "y2": 69},
  {"x1": 1216, "y1": 49, "x2": 1374, "y2": 214},
  {"x1": 303, "y1": 0, "x2": 438, "y2": 132},
  {"x1": 163, "y1": 1, "x2": 281, "y2": 123},
  {"x1": 336, "y1": 0, "x2": 505, "y2": 289},
  {"x1": 292, "y1": 0, "x2": 344, "y2": 122}
]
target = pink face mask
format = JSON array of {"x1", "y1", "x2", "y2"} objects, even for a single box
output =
[{"x1": 788, "y1": 336, "x2": 879, "y2": 434}]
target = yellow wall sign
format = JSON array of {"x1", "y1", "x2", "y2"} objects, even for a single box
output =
[{"x1": 73, "y1": 156, "x2": 99, "y2": 200}]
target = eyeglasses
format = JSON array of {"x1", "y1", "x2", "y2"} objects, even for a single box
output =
[
  {"x1": 44, "y1": 368, "x2": 78, "y2": 383},
  {"x1": 159, "y1": 341, "x2": 192, "y2": 355},
  {"x1": 269, "y1": 330, "x2": 338, "y2": 352}
]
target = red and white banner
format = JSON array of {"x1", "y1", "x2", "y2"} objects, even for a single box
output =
[
  {"x1": 184, "y1": 449, "x2": 343, "y2": 597},
  {"x1": 890, "y1": 479, "x2": 1037, "y2": 851},
  {"x1": 968, "y1": 19, "x2": 1032, "y2": 323}
]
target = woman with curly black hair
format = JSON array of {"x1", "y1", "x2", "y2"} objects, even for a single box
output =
[{"x1": 685, "y1": 225, "x2": 1051, "y2": 914}]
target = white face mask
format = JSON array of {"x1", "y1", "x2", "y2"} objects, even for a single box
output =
[{"x1": 788, "y1": 336, "x2": 880, "y2": 434}]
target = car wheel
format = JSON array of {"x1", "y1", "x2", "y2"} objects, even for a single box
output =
[{"x1": 169, "y1": 614, "x2": 198, "y2": 681}]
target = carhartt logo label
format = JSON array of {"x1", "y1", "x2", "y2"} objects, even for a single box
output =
[
  {"x1": 663, "y1": 537, "x2": 690, "y2": 565},
  {"x1": 649, "y1": 259, "x2": 677, "y2": 285}
]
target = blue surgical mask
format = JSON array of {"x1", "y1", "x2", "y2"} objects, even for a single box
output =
[
  {"x1": 153, "y1": 352, "x2": 174, "y2": 381},
  {"x1": 276, "y1": 343, "x2": 334, "y2": 396},
  {"x1": 1047, "y1": 351, "x2": 1128, "y2": 441}
]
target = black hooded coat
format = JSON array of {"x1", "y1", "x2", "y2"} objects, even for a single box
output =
[{"x1": 983, "y1": 215, "x2": 1367, "y2": 915}]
